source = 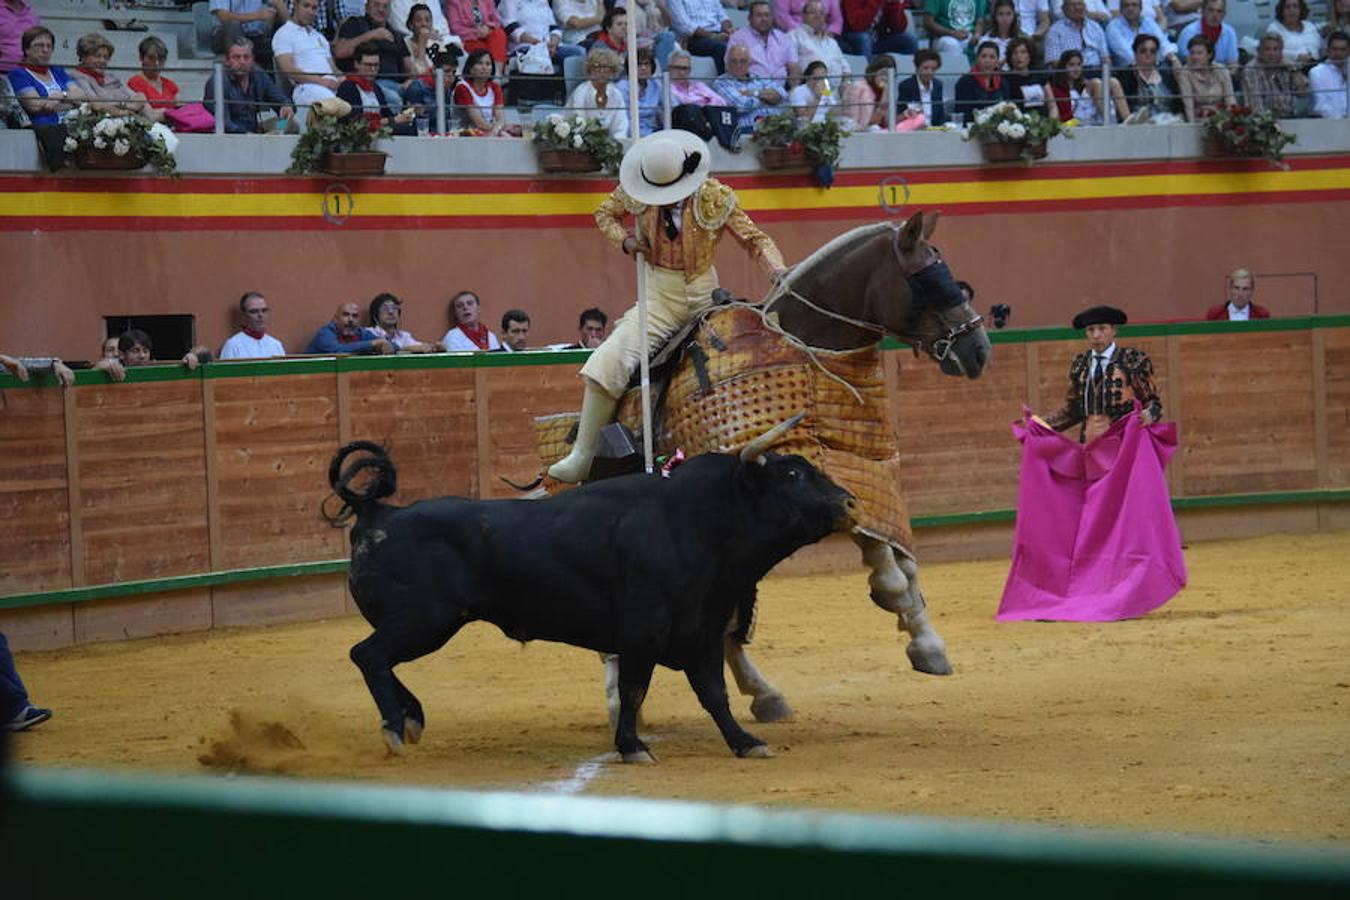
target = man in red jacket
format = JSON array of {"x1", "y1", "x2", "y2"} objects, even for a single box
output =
[{"x1": 1204, "y1": 268, "x2": 1271, "y2": 320}]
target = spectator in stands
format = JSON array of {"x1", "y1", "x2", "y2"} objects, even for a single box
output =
[
  {"x1": 402, "y1": 11, "x2": 463, "y2": 119},
  {"x1": 1118, "y1": 32, "x2": 1182, "y2": 119},
  {"x1": 402, "y1": 2, "x2": 457, "y2": 81},
  {"x1": 1, "y1": 629, "x2": 51, "y2": 733},
  {"x1": 1177, "y1": 34, "x2": 1234, "y2": 121},
  {"x1": 1327, "y1": 0, "x2": 1350, "y2": 39},
  {"x1": 594, "y1": 7, "x2": 630, "y2": 54},
  {"x1": 576, "y1": 307, "x2": 607, "y2": 348},
  {"x1": 220, "y1": 291, "x2": 287, "y2": 359},
  {"x1": 616, "y1": 46, "x2": 663, "y2": 135},
  {"x1": 775, "y1": 0, "x2": 843, "y2": 34},
  {"x1": 1043, "y1": 0, "x2": 1106, "y2": 70},
  {"x1": 339, "y1": 41, "x2": 418, "y2": 130},
  {"x1": 897, "y1": 48, "x2": 949, "y2": 125},
  {"x1": 127, "y1": 37, "x2": 180, "y2": 111},
  {"x1": 955, "y1": 41, "x2": 1009, "y2": 123},
  {"x1": 334, "y1": 0, "x2": 412, "y2": 112},
  {"x1": 838, "y1": 52, "x2": 893, "y2": 130},
  {"x1": 836, "y1": 0, "x2": 918, "y2": 57},
  {"x1": 1048, "y1": 46, "x2": 1128, "y2": 121},
  {"x1": 7, "y1": 26, "x2": 82, "y2": 126},
  {"x1": 667, "y1": 0, "x2": 735, "y2": 73},
  {"x1": 365, "y1": 292, "x2": 442, "y2": 350},
  {"x1": 273, "y1": 0, "x2": 342, "y2": 120},
  {"x1": 668, "y1": 48, "x2": 722, "y2": 105},
  {"x1": 1005, "y1": 36, "x2": 1051, "y2": 111},
  {"x1": 0, "y1": 0, "x2": 40, "y2": 74},
  {"x1": 553, "y1": 0, "x2": 603, "y2": 49},
  {"x1": 498, "y1": 0, "x2": 578, "y2": 70},
  {"x1": 1163, "y1": 0, "x2": 1203, "y2": 35},
  {"x1": 975, "y1": 0, "x2": 1021, "y2": 62},
  {"x1": 924, "y1": 0, "x2": 988, "y2": 55},
  {"x1": 445, "y1": 0, "x2": 509, "y2": 73},
  {"x1": 391, "y1": 0, "x2": 454, "y2": 45},
  {"x1": 204, "y1": 36, "x2": 294, "y2": 133},
  {"x1": 1204, "y1": 268, "x2": 1270, "y2": 320},
  {"x1": 0, "y1": 352, "x2": 74, "y2": 386},
  {"x1": 101, "y1": 336, "x2": 120, "y2": 359},
  {"x1": 792, "y1": 0, "x2": 849, "y2": 79},
  {"x1": 567, "y1": 45, "x2": 628, "y2": 138},
  {"x1": 1242, "y1": 33, "x2": 1308, "y2": 117},
  {"x1": 306, "y1": 303, "x2": 394, "y2": 354},
  {"x1": 666, "y1": 48, "x2": 739, "y2": 145},
  {"x1": 442, "y1": 290, "x2": 502, "y2": 350},
  {"x1": 715, "y1": 42, "x2": 785, "y2": 129},
  {"x1": 788, "y1": 58, "x2": 837, "y2": 120},
  {"x1": 1266, "y1": 0, "x2": 1322, "y2": 66},
  {"x1": 70, "y1": 33, "x2": 164, "y2": 122},
  {"x1": 92, "y1": 329, "x2": 211, "y2": 381},
  {"x1": 501, "y1": 309, "x2": 531, "y2": 351},
  {"x1": 1014, "y1": 0, "x2": 1049, "y2": 39},
  {"x1": 1107, "y1": 0, "x2": 1177, "y2": 69},
  {"x1": 1309, "y1": 31, "x2": 1348, "y2": 118},
  {"x1": 1050, "y1": 0, "x2": 1109, "y2": 24},
  {"x1": 211, "y1": 0, "x2": 288, "y2": 69},
  {"x1": 623, "y1": 0, "x2": 679, "y2": 66},
  {"x1": 1177, "y1": 0, "x2": 1237, "y2": 68},
  {"x1": 453, "y1": 48, "x2": 520, "y2": 133},
  {"x1": 728, "y1": 0, "x2": 801, "y2": 83}
]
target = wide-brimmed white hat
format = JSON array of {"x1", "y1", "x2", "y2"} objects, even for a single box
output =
[{"x1": 619, "y1": 129, "x2": 711, "y2": 207}]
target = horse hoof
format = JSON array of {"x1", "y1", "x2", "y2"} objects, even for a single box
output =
[
  {"x1": 906, "y1": 642, "x2": 953, "y2": 676},
  {"x1": 621, "y1": 750, "x2": 657, "y2": 764},
  {"x1": 750, "y1": 694, "x2": 795, "y2": 723},
  {"x1": 404, "y1": 719, "x2": 424, "y2": 745},
  {"x1": 382, "y1": 728, "x2": 405, "y2": 756},
  {"x1": 737, "y1": 743, "x2": 774, "y2": 759}
]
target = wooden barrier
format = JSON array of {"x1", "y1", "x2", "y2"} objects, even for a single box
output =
[{"x1": 1, "y1": 318, "x2": 1348, "y2": 649}]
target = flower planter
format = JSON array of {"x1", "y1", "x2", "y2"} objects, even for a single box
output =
[
  {"x1": 759, "y1": 146, "x2": 811, "y2": 170},
  {"x1": 73, "y1": 144, "x2": 147, "y2": 170},
  {"x1": 979, "y1": 139, "x2": 1046, "y2": 163},
  {"x1": 322, "y1": 151, "x2": 388, "y2": 176},
  {"x1": 538, "y1": 148, "x2": 602, "y2": 173}
]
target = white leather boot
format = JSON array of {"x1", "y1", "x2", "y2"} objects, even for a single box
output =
[{"x1": 547, "y1": 379, "x2": 619, "y2": 483}]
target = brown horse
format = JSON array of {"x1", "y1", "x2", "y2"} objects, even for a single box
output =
[{"x1": 542, "y1": 211, "x2": 991, "y2": 725}]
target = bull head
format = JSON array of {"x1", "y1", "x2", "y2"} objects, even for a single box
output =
[{"x1": 740, "y1": 412, "x2": 807, "y2": 465}]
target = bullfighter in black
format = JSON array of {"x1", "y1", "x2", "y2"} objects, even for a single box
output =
[{"x1": 1042, "y1": 305, "x2": 1162, "y2": 444}]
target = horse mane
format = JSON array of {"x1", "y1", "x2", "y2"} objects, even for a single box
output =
[{"x1": 780, "y1": 221, "x2": 897, "y2": 294}]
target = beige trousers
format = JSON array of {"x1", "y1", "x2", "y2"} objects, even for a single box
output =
[{"x1": 580, "y1": 263, "x2": 719, "y2": 398}]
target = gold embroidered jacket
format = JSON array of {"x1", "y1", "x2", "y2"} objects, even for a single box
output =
[
  {"x1": 1044, "y1": 347, "x2": 1163, "y2": 442},
  {"x1": 594, "y1": 178, "x2": 785, "y2": 283}
]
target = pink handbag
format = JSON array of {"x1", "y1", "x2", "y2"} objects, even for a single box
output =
[{"x1": 164, "y1": 102, "x2": 215, "y2": 133}]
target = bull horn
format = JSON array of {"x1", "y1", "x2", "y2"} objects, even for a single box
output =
[{"x1": 739, "y1": 412, "x2": 807, "y2": 465}]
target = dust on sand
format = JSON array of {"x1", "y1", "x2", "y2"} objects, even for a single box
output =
[{"x1": 9, "y1": 532, "x2": 1350, "y2": 844}]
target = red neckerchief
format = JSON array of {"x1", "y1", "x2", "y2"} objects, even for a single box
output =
[
  {"x1": 971, "y1": 65, "x2": 1001, "y2": 93},
  {"x1": 598, "y1": 32, "x2": 624, "y2": 52},
  {"x1": 25, "y1": 64, "x2": 50, "y2": 76},
  {"x1": 458, "y1": 322, "x2": 491, "y2": 349},
  {"x1": 1201, "y1": 21, "x2": 1221, "y2": 43},
  {"x1": 243, "y1": 327, "x2": 266, "y2": 340},
  {"x1": 77, "y1": 66, "x2": 106, "y2": 85},
  {"x1": 338, "y1": 330, "x2": 360, "y2": 344},
  {"x1": 348, "y1": 74, "x2": 376, "y2": 92}
]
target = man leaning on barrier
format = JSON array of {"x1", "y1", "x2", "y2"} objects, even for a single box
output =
[
  {"x1": 205, "y1": 37, "x2": 295, "y2": 133},
  {"x1": 220, "y1": 291, "x2": 287, "y2": 359}
]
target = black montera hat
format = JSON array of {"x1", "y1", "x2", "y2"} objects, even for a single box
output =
[{"x1": 1071, "y1": 306, "x2": 1128, "y2": 330}]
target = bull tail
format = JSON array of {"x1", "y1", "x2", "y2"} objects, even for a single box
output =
[{"x1": 323, "y1": 441, "x2": 398, "y2": 527}]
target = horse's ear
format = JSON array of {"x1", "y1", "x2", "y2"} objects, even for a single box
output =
[
  {"x1": 898, "y1": 211, "x2": 925, "y2": 251},
  {"x1": 921, "y1": 210, "x2": 941, "y2": 240}
]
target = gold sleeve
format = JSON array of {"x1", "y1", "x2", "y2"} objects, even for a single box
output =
[
  {"x1": 724, "y1": 205, "x2": 785, "y2": 279},
  {"x1": 594, "y1": 187, "x2": 635, "y2": 249}
]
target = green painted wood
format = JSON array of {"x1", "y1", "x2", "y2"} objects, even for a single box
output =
[
  {"x1": 2, "y1": 490, "x2": 1345, "y2": 611},
  {"x1": 2, "y1": 768, "x2": 1346, "y2": 898}
]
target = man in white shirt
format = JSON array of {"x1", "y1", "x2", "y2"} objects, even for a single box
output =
[
  {"x1": 441, "y1": 291, "x2": 503, "y2": 351},
  {"x1": 273, "y1": 0, "x2": 341, "y2": 115},
  {"x1": 1310, "y1": 31, "x2": 1349, "y2": 119},
  {"x1": 1106, "y1": 0, "x2": 1177, "y2": 67},
  {"x1": 220, "y1": 292, "x2": 288, "y2": 359},
  {"x1": 1016, "y1": 0, "x2": 1050, "y2": 38},
  {"x1": 792, "y1": 0, "x2": 846, "y2": 78},
  {"x1": 667, "y1": 0, "x2": 734, "y2": 71}
]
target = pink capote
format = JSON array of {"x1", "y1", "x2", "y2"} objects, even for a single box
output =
[{"x1": 996, "y1": 406, "x2": 1187, "y2": 621}]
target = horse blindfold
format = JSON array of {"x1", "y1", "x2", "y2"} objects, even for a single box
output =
[{"x1": 906, "y1": 259, "x2": 965, "y2": 311}]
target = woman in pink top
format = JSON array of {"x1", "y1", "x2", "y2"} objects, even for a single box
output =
[
  {"x1": 445, "y1": 0, "x2": 508, "y2": 73},
  {"x1": 126, "y1": 36, "x2": 179, "y2": 109},
  {"x1": 667, "y1": 50, "x2": 723, "y2": 104}
]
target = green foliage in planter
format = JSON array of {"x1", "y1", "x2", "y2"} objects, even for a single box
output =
[{"x1": 288, "y1": 115, "x2": 389, "y2": 175}]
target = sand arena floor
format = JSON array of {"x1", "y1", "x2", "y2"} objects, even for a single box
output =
[{"x1": 8, "y1": 531, "x2": 1349, "y2": 844}]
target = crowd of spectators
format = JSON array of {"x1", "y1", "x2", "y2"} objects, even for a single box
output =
[{"x1": 2, "y1": 0, "x2": 1343, "y2": 136}]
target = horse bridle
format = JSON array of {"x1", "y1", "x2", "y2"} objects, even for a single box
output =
[{"x1": 893, "y1": 229, "x2": 984, "y2": 363}]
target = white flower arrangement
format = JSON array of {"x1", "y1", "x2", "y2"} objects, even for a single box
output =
[
  {"x1": 62, "y1": 103, "x2": 178, "y2": 175},
  {"x1": 964, "y1": 100, "x2": 1068, "y2": 163},
  {"x1": 531, "y1": 111, "x2": 623, "y2": 174}
]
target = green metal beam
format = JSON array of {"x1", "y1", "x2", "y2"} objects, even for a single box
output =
[
  {"x1": 2, "y1": 489, "x2": 1345, "y2": 612},
  {"x1": 2, "y1": 767, "x2": 1346, "y2": 899}
]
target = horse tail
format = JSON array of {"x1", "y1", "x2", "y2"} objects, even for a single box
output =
[{"x1": 323, "y1": 441, "x2": 398, "y2": 527}]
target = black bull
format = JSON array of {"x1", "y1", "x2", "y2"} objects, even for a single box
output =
[{"x1": 327, "y1": 431, "x2": 855, "y2": 762}]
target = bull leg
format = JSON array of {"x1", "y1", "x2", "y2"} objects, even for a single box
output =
[
  {"x1": 686, "y1": 646, "x2": 771, "y2": 759},
  {"x1": 853, "y1": 534, "x2": 953, "y2": 676},
  {"x1": 724, "y1": 635, "x2": 794, "y2": 723},
  {"x1": 615, "y1": 655, "x2": 657, "y2": 764},
  {"x1": 350, "y1": 614, "x2": 460, "y2": 755}
]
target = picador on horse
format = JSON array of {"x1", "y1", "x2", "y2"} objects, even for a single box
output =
[{"x1": 535, "y1": 129, "x2": 994, "y2": 723}]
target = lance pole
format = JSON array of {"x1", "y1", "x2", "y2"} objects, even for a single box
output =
[{"x1": 625, "y1": 8, "x2": 654, "y2": 474}]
